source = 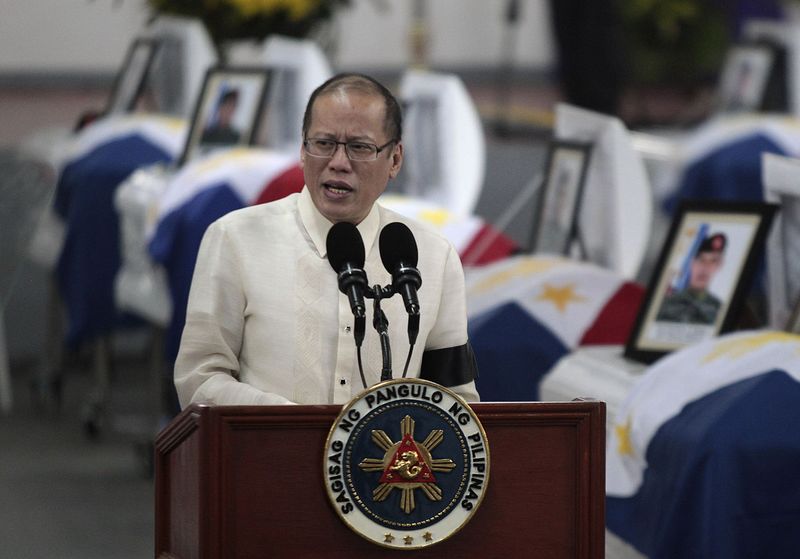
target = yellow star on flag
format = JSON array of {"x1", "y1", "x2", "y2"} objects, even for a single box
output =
[
  {"x1": 615, "y1": 417, "x2": 634, "y2": 456},
  {"x1": 535, "y1": 282, "x2": 586, "y2": 312},
  {"x1": 469, "y1": 257, "x2": 564, "y2": 295},
  {"x1": 418, "y1": 208, "x2": 452, "y2": 227}
]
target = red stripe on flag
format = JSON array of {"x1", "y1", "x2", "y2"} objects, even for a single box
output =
[
  {"x1": 252, "y1": 164, "x2": 305, "y2": 205},
  {"x1": 461, "y1": 225, "x2": 519, "y2": 266},
  {"x1": 580, "y1": 281, "x2": 645, "y2": 345}
]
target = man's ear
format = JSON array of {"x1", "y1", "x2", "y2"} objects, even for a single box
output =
[{"x1": 388, "y1": 142, "x2": 403, "y2": 179}]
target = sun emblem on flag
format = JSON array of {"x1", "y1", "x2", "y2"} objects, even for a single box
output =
[{"x1": 358, "y1": 415, "x2": 456, "y2": 514}]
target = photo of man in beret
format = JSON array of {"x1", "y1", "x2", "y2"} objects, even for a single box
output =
[{"x1": 656, "y1": 232, "x2": 727, "y2": 325}]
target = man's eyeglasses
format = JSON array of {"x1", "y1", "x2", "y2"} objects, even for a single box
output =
[{"x1": 303, "y1": 138, "x2": 396, "y2": 161}]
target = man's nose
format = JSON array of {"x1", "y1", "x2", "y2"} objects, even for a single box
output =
[{"x1": 329, "y1": 143, "x2": 352, "y2": 167}]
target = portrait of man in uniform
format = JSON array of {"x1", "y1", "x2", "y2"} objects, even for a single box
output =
[
  {"x1": 179, "y1": 68, "x2": 271, "y2": 166},
  {"x1": 655, "y1": 232, "x2": 726, "y2": 325},
  {"x1": 200, "y1": 87, "x2": 242, "y2": 146}
]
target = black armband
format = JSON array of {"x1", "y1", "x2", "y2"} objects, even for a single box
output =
[{"x1": 419, "y1": 342, "x2": 478, "y2": 387}]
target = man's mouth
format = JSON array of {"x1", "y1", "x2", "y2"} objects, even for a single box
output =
[{"x1": 323, "y1": 181, "x2": 353, "y2": 195}]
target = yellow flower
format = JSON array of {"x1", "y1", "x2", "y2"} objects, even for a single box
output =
[{"x1": 226, "y1": 0, "x2": 322, "y2": 21}]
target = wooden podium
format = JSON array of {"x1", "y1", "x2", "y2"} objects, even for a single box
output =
[{"x1": 155, "y1": 401, "x2": 605, "y2": 558}]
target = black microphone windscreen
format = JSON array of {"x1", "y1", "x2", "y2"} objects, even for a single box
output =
[
  {"x1": 379, "y1": 222, "x2": 418, "y2": 272},
  {"x1": 326, "y1": 222, "x2": 365, "y2": 272}
]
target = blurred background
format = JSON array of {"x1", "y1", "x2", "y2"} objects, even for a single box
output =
[{"x1": 2, "y1": 0, "x2": 760, "y2": 365}]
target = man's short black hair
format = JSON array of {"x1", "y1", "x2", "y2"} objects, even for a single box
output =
[{"x1": 302, "y1": 73, "x2": 402, "y2": 142}]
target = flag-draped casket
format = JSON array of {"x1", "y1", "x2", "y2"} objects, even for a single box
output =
[{"x1": 606, "y1": 330, "x2": 800, "y2": 559}]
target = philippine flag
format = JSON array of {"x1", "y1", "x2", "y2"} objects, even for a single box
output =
[
  {"x1": 465, "y1": 255, "x2": 644, "y2": 401},
  {"x1": 54, "y1": 114, "x2": 186, "y2": 346},
  {"x1": 606, "y1": 330, "x2": 800, "y2": 559}
]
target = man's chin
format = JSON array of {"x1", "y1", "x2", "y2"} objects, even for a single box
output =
[{"x1": 320, "y1": 204, "x2": 359, "y2": 225}]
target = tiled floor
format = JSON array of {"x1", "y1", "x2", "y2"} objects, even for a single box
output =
[{"x1": 1, "y1": 354, "x2": 156, "y2": 559}]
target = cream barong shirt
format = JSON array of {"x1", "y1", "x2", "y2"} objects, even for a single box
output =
[{"x1": 174, "y1": 187, "x2": 479, "y2": 406}]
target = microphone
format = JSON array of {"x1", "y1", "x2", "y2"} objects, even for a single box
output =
[
  {"x1": 379, "y1": 222, "x2": 422, "y2": 346},
  {"x1": 326, "y1": 222, "x2": 369, "y2": 346}
]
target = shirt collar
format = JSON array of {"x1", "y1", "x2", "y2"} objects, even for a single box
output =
[{"x1": 298, "y1": 185, "x2": 381, "y2": 259}]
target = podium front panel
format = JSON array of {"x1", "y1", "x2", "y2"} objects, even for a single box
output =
[{"x1": 156, "y1": 401, "x2": 604, "y2": 558}]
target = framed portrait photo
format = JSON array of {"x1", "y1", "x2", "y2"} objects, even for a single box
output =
[
  {"x1": 624, "y1": 200, "x2": 777, "y2": 364},
  {"x1": 529, "y1": 140, "x2": 592, "y2": 256},
  {"x1": 178, "y1": 67, "x2": 271, "y2": 167},
  {"x1": 716, "y1": 41, "x2": 777, "y2": 114},
  {"x1": 106, "y1": 38, "x2": 160, "y2": 115}
]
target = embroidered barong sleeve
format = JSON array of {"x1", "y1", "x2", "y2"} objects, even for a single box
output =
[{"x1": 174, "y1": 220, "x2": 294, "y2": 406}]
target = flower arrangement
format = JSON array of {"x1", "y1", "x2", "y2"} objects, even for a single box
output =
[
  {"x1": 621, "y1": 0, "x2": 729, "y2": 85},
  {"x1": 146, "y1": 0, "x2": 351, "y2": 45}
]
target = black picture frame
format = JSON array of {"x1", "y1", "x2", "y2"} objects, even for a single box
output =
[
  {"x1": 529, "y1": 140, "x2": 592, "y2": 256},
  {"x1": 177, "y1": 66, "x2": 272, "y2": 167},
  {"x1": 716, "y1": 40, "x2": 778, "y2": 114},
  {"x1": 105, "y1": 38, "x2": 160, "y2": 115},
  {"x1": 624, "y1": 200, "x2": 778, "y2": 364}
]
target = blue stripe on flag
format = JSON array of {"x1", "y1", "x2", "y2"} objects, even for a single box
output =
[
  {"x1": 607, "y1": 369, "x2": 800, "y2": 559},
  {"x1": 55, "y1": 134, "x2": 172, "y2": 346},
  {"x1": 149, "y1": 182, "x2": 245, "y2": 362},
  {"x1": 663, "y1": 133, "x2": 784, "y2": 216},
  {"x1": 468, "y1": 301, "x2": 568, "y2": 401}
]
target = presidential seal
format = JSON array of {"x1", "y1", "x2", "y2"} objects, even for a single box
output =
[{"x1": 323, "y1": 378, "x2": 489, "y2": 549}]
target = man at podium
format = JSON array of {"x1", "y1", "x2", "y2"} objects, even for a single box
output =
[{"x1": 173, "y1": 73, "x2": 480, "y2": 407}]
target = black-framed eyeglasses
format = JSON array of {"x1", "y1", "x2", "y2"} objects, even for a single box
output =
[{"x1": 303, "y1": 138, "x2": 397, "y2": 161}]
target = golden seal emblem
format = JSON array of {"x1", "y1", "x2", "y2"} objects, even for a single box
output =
[{"x1": 323, "y1": 378, "x2": 490, "y2": 549}]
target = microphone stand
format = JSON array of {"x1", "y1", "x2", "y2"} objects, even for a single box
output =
[
  {"x1": 368, "y1": 284, "x2": 394, "y2": 382},
  {"x1": 358, "y1": 280, "x2": 419, "y2": 384}
]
